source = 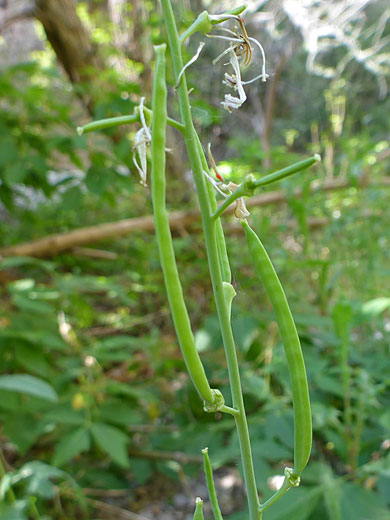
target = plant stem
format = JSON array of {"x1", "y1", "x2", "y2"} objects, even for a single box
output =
[
  {"x1": 77, "y1": 111, "x2": 184, "y2": 135},
  {"x1": 212, "y1": 155, "x2": 321, "y2": 219},
  {"x1": 160, "y1": 2, "x2": 259, "y2": 518},
  {"x1": 0, "y1": 452, "x2": 16, "y2": 504}
]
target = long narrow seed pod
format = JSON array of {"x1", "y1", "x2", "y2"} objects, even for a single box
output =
[
  {"x1": 193, "y1": 497, "x2": 205, "y2": 520},
  {"x1": 202, "y1": 448, "x2": 224, "y2": 520},
  {"x1": 150, "y1": 44, "x2": 214, "y2": 404},
  {"x1": 241, "y1": 219, "x2": 312, "y2": 477}
]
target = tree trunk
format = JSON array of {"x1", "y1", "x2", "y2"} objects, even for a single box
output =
[{"x1": 33, "y1": 0, "x2": 104, "y2": 113}]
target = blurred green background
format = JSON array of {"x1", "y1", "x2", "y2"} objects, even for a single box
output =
[{"x1": 0, "y1": 1, "x2": 389, "y2": 519}]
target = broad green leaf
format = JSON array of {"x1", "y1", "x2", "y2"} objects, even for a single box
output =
[
  {"x1": 14, "y1": 343, "x2": 52, "y2": 378},
  {"x1": 98, "y1": 399, "x2": 143, "y2": 426},
  {"x1": 12, "y1": 295, "x2": 54, "y2": 314},
  {"x1": 43, "y1": 405, "x2": 84, "y2": 426},
  {"x1": 319, "y1": 464, "x2": 342, "y2": 520},
  {"x1": 2, "y1": 461, "x2": 70, "y2": 500},
  {"x1": 53, "y1": 428, "x2": 91, "y2": 466},
  {"x1": 91, "y1": 422, "x2": 130, "y2": 468},
  {"x1": 360, "y1": 297, "x2": 390, "y2": 318},
  {"x1": 0, "y1": 375, "x2": 57, "y2": 402},
  {"x1": 0, "y1": 500, "x2": 29, "y2": 520},
  {"x1": 105, "y1": 381, "x2": 155, "y2": 403},
  {"x1": 3, "y1": 413, "x2": 43, "y2": 454},
  {"x1": 241, "y1": 372, "x2": 268, "y2": 400},
  {"x1": 0, "y1": 256, "x2": 55, "y2": 272},
  {"x1": 340, "y1": 482, "x2": 390, "y2": 520}
]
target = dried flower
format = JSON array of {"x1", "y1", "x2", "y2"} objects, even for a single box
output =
[
  {"x1": 203, "y1": 145, "x2": 250, "y2": 219},
  {"x1": 133, "y1": 97, "x2": 151, "y2": 187},
  {"x1": 209, "y1": 15, "x2": 268, "y2": 111}
]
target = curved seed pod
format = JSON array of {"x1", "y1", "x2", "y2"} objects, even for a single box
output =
[
  {"x1": 241, "y1": 219, "x2": 312, "y2": 476},
  {"x1": 151, "y1": 44, "x2": 214, "y2": 404}
]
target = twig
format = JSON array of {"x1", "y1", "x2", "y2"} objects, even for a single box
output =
[
  {"x1": 86, "y1": 497, "x2": 150, "y2": 520},
  {"x1": 1, "y1": 177, "x2": 389, "y2": 259}
]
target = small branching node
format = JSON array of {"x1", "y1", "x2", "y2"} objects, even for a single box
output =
[
  {"x1": 284, "y1": 467, "x2": 301, "y2": 488},
  {"x1": 203, "y1": 388, "x2": 225, "y2": 412}
]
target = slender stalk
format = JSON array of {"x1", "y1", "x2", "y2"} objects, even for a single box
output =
[
  {"x1": 29, "y1": 497, "x2": 42, "y2": 520},
  {"x1": 160, "y1": 2, "x2": 260, "y2": 518},
  {"x1": 77, "y1": 111, "x2": 184, "y2": 135},
  {"x1": 195, "y1": 134, "x2": 231, "y2": 283},
  {"x1": 259, "y1": 478, "x2": 291, "y2": 513},
  {"x1": 212, "y1": 155, "x2": 321, "y2": 219},
  {"x1": 0, "y1": 453, "x2": 16, "y2": 504}
]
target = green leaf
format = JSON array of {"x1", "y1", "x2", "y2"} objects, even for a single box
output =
[
  {"x1": 319, "y1": 464, "x2": 342, "y2": 520},
  {"x1": 91, "y1": 422, "x2": 130, "y2": 468},
  {"x1": 43, "y1": 405, "x2": 84, "y2": 426},
  {"x1": 360, "y1": 297, "x2": 390, "y2": 318},
  {"x1": 340, "y1": 482, "x2": 390, "y2": 520},
  {"x1": 98, "y1": 399, "x2": 143, "y2": 426},
  {"x1": 3, "y1": 413, "x2": 43, "y2": 454},
  {"x1": 2, "y1": 461, "x2": 71, "y2": 500},
  {"x1": 0, "y1": 375, "x2": 58, "y2": 402},
  {"x1": 264, "y1": 486, "x2": 322, "y2": 520},
  {"x1": 0, "y1": 256, "x2": 55, "y2": 272},
  {"x1": 0, "y1": 500, "x2": 29, "y2": 520},
  {"x1": 53, "y1": 428, "x2": 91, "y2": 466}
]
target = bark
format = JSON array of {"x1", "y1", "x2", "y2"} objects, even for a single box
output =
[
  {"x1": 33, "y1": 0, "x2": 104, "y2": 112},
  {"x1": 1, "y1": 177, "x2": 388, "y2": 259}
]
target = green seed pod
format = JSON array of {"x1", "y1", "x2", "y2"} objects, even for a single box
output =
[
  {"x1": 151, "y1": 44, "x2": 214, "y2": 404},
  {"x1": 193, "y1": 497, "x2": 205, "y2": 520},
  {"x1": 241, "y1": 219, "x2": 312, "y2": 477}
]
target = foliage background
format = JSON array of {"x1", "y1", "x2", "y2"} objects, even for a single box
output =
[{"x1": 0, "y1": 1, "x2": 389, "y2": 519}]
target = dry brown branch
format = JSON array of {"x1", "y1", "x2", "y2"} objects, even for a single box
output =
[
  {"x1": 1, "y1": 177, "x2": 389, "y2": 259},
  {"x1": 86, "y1": 497, "x2": 150, "y2": 520}
]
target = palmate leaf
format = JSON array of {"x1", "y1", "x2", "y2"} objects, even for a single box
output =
[
  {"x1": 0, "y1": 375, "x2": 57, "y2": 402},
  {"x1": 91, "y1": 422, "x2": 130, "y2": 468}
]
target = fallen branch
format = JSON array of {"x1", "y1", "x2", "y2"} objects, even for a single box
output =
[{"x1": 1, "y1": 177, "x2": 389, "y2": 259}]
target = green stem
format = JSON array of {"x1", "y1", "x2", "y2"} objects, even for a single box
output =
[
  {"x1": 220, "y1": 405, "x2": 239, "y2": 417},
  {"x1": 195, "y1": 134, "x2": 231, "y2": 283},
  {"x1": 160, "y1": 2, "x2": 259, "y2": 518},
  {"x1": 179, "y1": 5, "x2": 248, "y2": 45},
  {"x1": 212, "y1": 155, "x2": 321, "y2": 219},
  {"x1": 77, "y1": 110, "x2": 184, "y2": 135},
  {"x1": 259, "y1": 479, "x2": 292, "y2": 513},
  {"x1": 29, "y1": 497, "x2": 41, "y2": 520},
  {"x1": 0, "y1": 453, "x2": 16, "y2": 504}
]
